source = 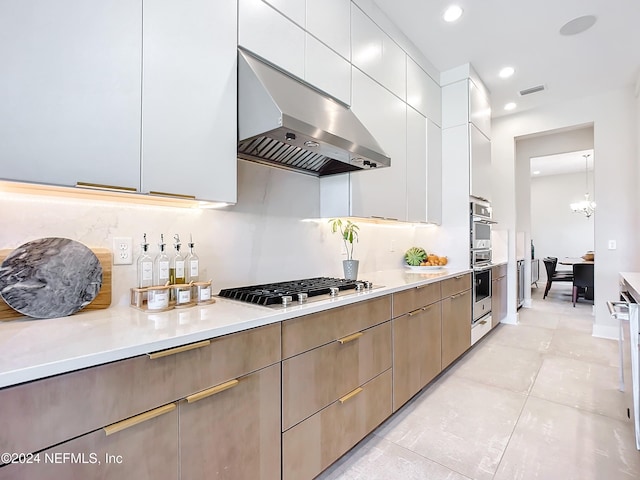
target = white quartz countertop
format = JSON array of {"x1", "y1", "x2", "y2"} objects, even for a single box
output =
[
  {"x1": 620, "y1": 272, "x2": 640, "y2": 300},
  {"x1": 0, "y1": 267, "x2": 470, "y2": 388}
]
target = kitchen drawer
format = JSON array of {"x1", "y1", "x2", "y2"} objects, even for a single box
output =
[
  {"x1": 171, "y1": 322, "x2": 281, "y2": 398},
  {"x1": 0, "y1": 401, "x2": 178, "y2": 480},
  {"x1": 492, "y1": 263, "x2": 507, "y2": 279},
  {"x1": 441, "y1": 273, "x2": 472, "y2": 298},
  {"x1": 282, "y1": 320, "x2": 391, "y2": 431},
  {"x1": 471, "y1": 314, "x2": 492, "y2": 345},
  {"x1": 392, "y1": 282, "x2": 440, "y2": 317},
  {"x1": 0, "y1": 323, "x2": 280, "y2": 457},
  {"x1": 281, "y1": 295, "x2": 391, "y2": 359},
  {"x1": 282, "y1": 368, "x2": 392, "y2": 480}
]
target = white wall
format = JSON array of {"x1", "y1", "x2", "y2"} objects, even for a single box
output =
[
  {"x1": 492, "y1": 86, "x2": 638, "y2": 338},
  {"x1": 0, "y1": 160, "x2": 441, "y2": 307},
  {"x1": 531, "y1": 171, "x2": 595, "y2": 275}
]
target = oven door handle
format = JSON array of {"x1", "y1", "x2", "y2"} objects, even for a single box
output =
[{"x1": 473, "y1": 264, "x2": 493, "y2": 272}]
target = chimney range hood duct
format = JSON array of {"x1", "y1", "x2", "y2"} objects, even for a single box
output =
[{"x1": 238, "y1": 49, "x2": 390, "y2": 176}]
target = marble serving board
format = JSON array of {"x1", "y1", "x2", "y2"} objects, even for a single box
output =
[{"x1": 0, "y1": 243, "x2": 111, "y2": 321}]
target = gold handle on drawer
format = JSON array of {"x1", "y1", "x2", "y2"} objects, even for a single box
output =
[
  {"x1": 104, "y1": 403, "x2": 176, "y2": 436},
  {"x1": 478, "y1": 320, "x2": 488, "y2": 325},
  {"x1": 339, "y1": 387, "x2": 363, "y2": 404},
  {"x1": 408, "y1": 308, "x2": 422, "y2": 317},
  {"x1": 186, "y1": 379, "x2": 239, "y2": 403},
  {"x1": 449, "y1": 292, "x2": 463, "y2": 299},
  {"x1": 149, "y1": 190, "x2": 197, "y2": 200},
  {"x1": 76, "y1": 181, "x2": 138, "y2": 193},
  {"x1": 338, "y1": 332, "x2": 364, "y2": 344},
  {"x1": 454, "y1": 275, "x2": 466, "y2": 279},
  {"x1": 147, "y1": 340, "x2": 211, "y2": 359}
]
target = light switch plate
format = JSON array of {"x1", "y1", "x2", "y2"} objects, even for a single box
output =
[
  {"x1": 113, "y1": 237, "x2": 133, "y2": 265},
  {"x1": 608, "y1": 240, "x2": 617, "y2": 250}
]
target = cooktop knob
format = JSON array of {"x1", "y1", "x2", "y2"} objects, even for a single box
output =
[
  {"x1": 355, "y1": 282, "x2": 364, "y2": 291},
  {"x1": 297, "y1": 292, "x2": 308, "y2": 303},
  {"x1": 281, "y1": 295, "x2": 293, "y2": 306},
  {"x1": 363, "y1": 281, "x2": 373, "y2": 289},
  {"x1": 329, "y1": 287, "x2": 339, "y2": 297}
]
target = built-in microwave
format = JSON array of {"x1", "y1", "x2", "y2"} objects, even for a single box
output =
[
  {"x1": 471, "y1": 249, "x2": 492, "y2": 266},
  {"x1": 471, "y1": 221, "x2": 492, "y2": 250}
]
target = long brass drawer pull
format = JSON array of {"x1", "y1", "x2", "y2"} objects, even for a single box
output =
[
  {"x1": 76, "y1": 181, "x2": 138, "y2": 193},
  {"x1": 104, "y1": 403, "x2": 176, "y2": 436},
  {"x1": 147, "y1": 340, "x2": 211, "y2": 359},
  {"x1": 339, "y1": 387, "x2": 363, "y2": 404},
  {"x1": 149, "y1": 190, "x2": 197, "y2": 200},
  {"x1": 408, "y1": 309, "x2": 422, "y2": 317},
  {"x1": 449, "y1": 292, "x2": 463, "y2": 299},
  {"x1": 186, "y1": 379, "x2": 239, "y2": 403},
  {"x1": 454, "y1": 275, "x2": 466, "y2": 279},
  {"x1": 338, "y1": 332, "x2": 364, "y2": 344}
]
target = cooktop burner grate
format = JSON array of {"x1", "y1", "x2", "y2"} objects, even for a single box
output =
[{"x1": 218, "y1": 277, "x2": 369, "y2": 306}]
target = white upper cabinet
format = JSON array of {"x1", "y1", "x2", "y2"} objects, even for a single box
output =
[
  {"x1": 238, "y1": 0, "x2": 305, "y2": 79},
  {"x1": 469, "y1": 123, "x2": 491, "y2": 201},
  {"x1": 406, "y1": 109, "x2": 442, "y2": 224},
  {"x1": 306, "y1": 0, "x2": 350, "y2": 60},
  {"x1": 441, "y1": 79, "x2": 469, "y2": 129},
  {"x1": 349, "y1": 68, "x2": 407, "y2": 220},
  {"x1": 142, "y1": 0, "x2": 237, "y2": 203},
  {"x1": 351, "y1": 5, "x2": 406, "y2": 100},
  {"x1": 305, "y1": 34, "x2": 351, "y2": 105},
  {"x1": 407, "y1": 57, "x2": 441, "y2": 126},
  {"x1": 469, "y1": 78, "x2": 491, "y2": 139},
  {"x1": 264, "y1": 0, "x2": 305, "y2": 26},
  {"x1": 0, "y1": 0, "x2": 142, "y2": 190}
]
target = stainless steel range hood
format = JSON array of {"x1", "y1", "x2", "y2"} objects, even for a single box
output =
[{"x1": 238, "y1": 49, "x2": 390, "y2": 176}]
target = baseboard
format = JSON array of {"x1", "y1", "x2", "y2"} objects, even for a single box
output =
[
  {"x1": 523, "y1": 299, "x2": 533, "y2": 308},
  {"x1": 502, "y1": 311, "x2": 519, "y2": 325},
  {"x1": 592, "y1": 324, "x2": 619, "y2": 340}
]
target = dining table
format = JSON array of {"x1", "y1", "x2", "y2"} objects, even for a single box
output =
[{"x1": 559, "y1": 257, "x2": 595, "y2": 265}]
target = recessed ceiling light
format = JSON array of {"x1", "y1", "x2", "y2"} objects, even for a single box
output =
[
  {"x1": 559, "y1": 15, "x2": 597, "y2": 35},
  {"x1": 499, "y1": 67, "x2": 515, "y2": 78},
  {"x1": 443, "y1": 5, "x2": 463, "y2": 22},
  {"x1": 533, "y1": 170, "x2": 541, "y2": 175},
  {"x1": 504, "y1": 102, "x2": 517, "y2": 111}
]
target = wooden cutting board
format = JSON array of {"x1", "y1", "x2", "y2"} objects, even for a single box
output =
[{"x1": 0, "y1": 246, "x2": 112, "y2": 321}]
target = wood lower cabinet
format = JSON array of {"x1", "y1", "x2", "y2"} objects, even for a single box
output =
[
  {"x1": 392, "y1": 301, "x2": 442, "y2": 411},
  {"x1": 491, "y1": 264, "x2": 508, "y2": 328},
  {"x1": 281, "y1": 296, "x2": 393, "y2": 480},
  {"x1": 179, "y1": 363, "x2": 281, "y2": 480},
  {"x1": 0, "y1": 403, "x2": 179, "y2": 480},
  {"x1": 441, "y1": 288, "x2": 472, "y2": 369},
  {"x1": 282, "y1": 369, "x2": 392, "y2": 480}
]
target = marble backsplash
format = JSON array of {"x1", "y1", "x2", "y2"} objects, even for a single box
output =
[{"x1": 0, "y1": 161, "x2": 444, "y2": 307}]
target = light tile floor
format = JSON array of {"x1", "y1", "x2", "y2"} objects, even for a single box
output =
[{"x1": 317, "y1": 283, "x2": 640, "y2": 479}]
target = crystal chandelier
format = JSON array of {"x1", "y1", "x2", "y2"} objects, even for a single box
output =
[{"x1": 570, "y1": 154, "x2": 596, "y2": 218}]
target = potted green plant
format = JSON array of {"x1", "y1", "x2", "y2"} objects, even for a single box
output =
[{"x1": 329, "y1": 218, "x2": 360, "y2": 280}]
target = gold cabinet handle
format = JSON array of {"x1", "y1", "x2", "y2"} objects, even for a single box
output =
[
  {"x1": 149, "y1": 190, "x2": 197, "y2": 200},
  {"x1": 104, "y1": 403, "x2": 176, "y2": 436},
  {"x1": 477, "y1": 320, "x2": 488, "y2": 325},
  {"x1": 147, "y1": 340, "x2": 211, "y2": 359},
  {"x1": 408, "y1": 308, "x2": 422, "y2": 317},
  {"x1": 339, "y1": 387, "x2": 363, "y2": 404},
  {"x1": 186, "y1": 379, "x2": 239, "y2": 403},
  {"x1": 76, "y1": 181, "x2": 138, "y2": 193},
  {"x1": 449, "y1": 292, "x2": 463, "y2": 299},
  {"x1": 455, "y1": 275, "x2": 466, "y2": 279},
  {"x1": 338, "y1": 332, "x2": 363, "y2": 344}
]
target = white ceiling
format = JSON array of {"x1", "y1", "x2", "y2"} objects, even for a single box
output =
[
  {"x1": 372, "y1": 0, "x2": 640, "y2": 118},
  {"x1": 530, "y1": 149, "x2": 594, "y2": 177}
]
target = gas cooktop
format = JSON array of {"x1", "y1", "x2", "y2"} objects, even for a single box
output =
[{"x1": 218, "y1": 277, "x2": 377, "y2": 307}]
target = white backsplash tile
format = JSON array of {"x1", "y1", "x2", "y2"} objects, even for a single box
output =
[{"x1": 1, "y1": 161, "x2": 445, "y2": 306}]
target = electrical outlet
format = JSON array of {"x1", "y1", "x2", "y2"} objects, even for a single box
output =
[
  {"x1": 113, "y1": 237, "x2": 133, "y2": 265},
  {"x1": 608, "y1": 240, "x2": 617, "y2": 250}
]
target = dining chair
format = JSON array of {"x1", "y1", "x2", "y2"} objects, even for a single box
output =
[
  {"x1": 572, "y1": 263, "x2": 594, "y2": 306},
  {"x1": 543, "y1": 257, "x2": 574, "y2": 299}
]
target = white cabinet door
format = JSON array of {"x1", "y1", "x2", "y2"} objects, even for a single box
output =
[
  {"x1": 469, "y1": 123, "x2": 492, "y2": 201},
  {"x1": 407, "y1": 58, "x2": 441, "y2": 126},
  {"x1": 441, "y1": 79, "x2": 469, "y2": 129},
  {"x1": 469, "y1": 78, "x2": 491, "y2": 139},
  {"x1": 142, "y1": 0, "x2": 237, "y2": 203},
  {"x1": 426, "y1": 119, "x2": 442, "y2": 224},
  {"x1": 305, "y1": 34, "x2": 351, "y2": 105},
  {"x1": 406, "y1": 109, "x2": 442, "y2": 224},
  {"x1": 238, "y1": 0, "x2": 305, "y2": 79},
  {"x1": 351, "y1": 5, "x2": 406, "y2": 100},
  {"x1": 307, "y1": 0, "x2": 350, "y2": 59},
  {"x1": 0, "y1": 0, "x2": 141, "y2": 190},
  {"x1": 265, "y1": 0, "x2": 305, "y2": 26},
  {"x1": 406, "y1": 107, "x2": 427, "y2": 223},
  {"x1": 350, "y1": 69, "x2": 406, "y2": 220}
]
